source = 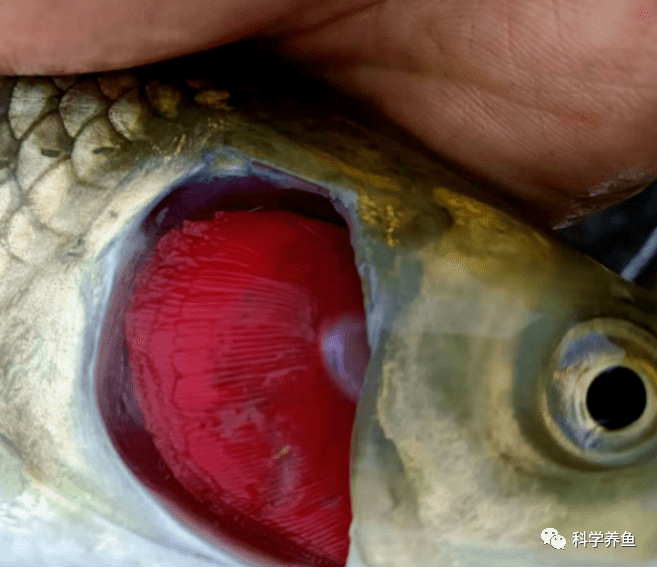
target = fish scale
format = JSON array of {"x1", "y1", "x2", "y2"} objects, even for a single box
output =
[{"x1": 0, "y1": 43, "x2": 655, "y2": 566}]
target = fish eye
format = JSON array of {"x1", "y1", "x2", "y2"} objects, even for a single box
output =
[
  {"x1": 539, "y1": 318, "x2": 657, "y2": 468},
  {"x1": 94, "y1": 174, "x2": 369, "y2": 565}
]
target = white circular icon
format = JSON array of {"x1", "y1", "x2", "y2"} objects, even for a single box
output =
[
  {"x1": 541, "y1": 528, "x2": 558, "y2": 545},
  {"x1": 551, "y1": 534, "x2": 566, "y2": 550}
]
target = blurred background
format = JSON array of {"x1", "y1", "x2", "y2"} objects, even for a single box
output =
[{"x1": 559, "y1": 181, "x2": 657, "y2": 289}]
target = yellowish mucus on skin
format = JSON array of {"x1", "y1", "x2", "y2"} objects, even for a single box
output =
[
  {"x1": 432, "y1": 186, "x2": 553, "y2": 254},
  {"x1": 306, "y1": 147, "x2": 404, "y2": 195},
  {"x1": 430, "y1": 186, "x2": 556, "y2": 303},
  {"x1": 145, "y1": 82, "x2": 184, "y2": 120},
  {"x1": 358, "y1": 193, "x2": 410, "y2": 247},
  {"x1": 193, "y1": 90, "x2": 232, "y2": 111}
]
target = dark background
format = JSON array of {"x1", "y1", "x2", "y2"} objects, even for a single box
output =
[{"x1": 558, "y1": 181, "x2": 657, "y2": 289}]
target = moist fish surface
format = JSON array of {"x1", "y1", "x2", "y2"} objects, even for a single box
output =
[{"x1": 0, "y1": 42, "x2": 655, "y2": 566}]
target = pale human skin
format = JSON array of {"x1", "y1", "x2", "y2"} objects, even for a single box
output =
[{"x1": 0, "y1": 0, "x2": 655, "y2": 226}]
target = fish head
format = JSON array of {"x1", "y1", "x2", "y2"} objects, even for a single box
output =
[
  {"x1": 350, "y1": 185, "x2": 657, "y2": 564},
  {"x1": 0, "y1": 44, "x2": 654, "y2": 565}
]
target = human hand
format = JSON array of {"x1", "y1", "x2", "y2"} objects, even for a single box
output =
[{"x1": 0, "y1": 0, "x2": 654, "y2": 226}]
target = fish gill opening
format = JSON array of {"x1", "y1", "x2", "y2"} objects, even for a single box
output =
[{"x1": 94, "y1": 171, "x2": 369, "y2": 567}]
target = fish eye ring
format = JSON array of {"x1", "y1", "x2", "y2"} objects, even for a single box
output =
[{"x1": 541, "y1": 318, "x2": 657, "y2": 468}]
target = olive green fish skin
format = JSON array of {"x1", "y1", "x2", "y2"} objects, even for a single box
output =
[{"x1": 0, "y1": 47, "x2": 655, "y2": 566}]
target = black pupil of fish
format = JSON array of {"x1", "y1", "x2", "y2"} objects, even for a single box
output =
[{"x1": 586, "y1": 366, "x2": 647, "y2": 430}]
